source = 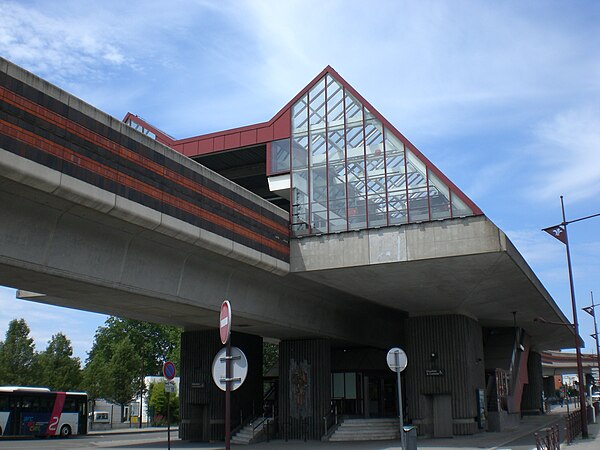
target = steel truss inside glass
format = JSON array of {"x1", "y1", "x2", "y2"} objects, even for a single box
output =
[{"x1": 277, "y1": 74, "x2": 473, "y2": 236}]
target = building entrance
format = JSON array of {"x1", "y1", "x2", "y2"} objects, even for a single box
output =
[{"x1": 332, "y1": 372, "x2": 397, "y2": 418}]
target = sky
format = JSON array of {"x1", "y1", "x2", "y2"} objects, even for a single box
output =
[{"x1": 0, "y1": 0, "x2": 599, "y2": 363}]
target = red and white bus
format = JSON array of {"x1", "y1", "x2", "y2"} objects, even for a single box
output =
[{"x1": 0, "y1": 387, "x2": 87, "y2": 437}]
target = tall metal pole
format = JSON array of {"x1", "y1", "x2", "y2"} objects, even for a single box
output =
[
  {"x1": 395, "y1": 350, "x2": 405, "y2": 450},
  {"x1": 561, "y1": 195, "x2": 588, "y2": 438},
  {"x1": 225, "y1": 337, "x2": 231, "y2": 450},
  {"x1": 167, "y1": 391, "x2": 171, "y2": 450},
  {"x1": 591, "y1": 292, "x2": 600, "y2": 380}
]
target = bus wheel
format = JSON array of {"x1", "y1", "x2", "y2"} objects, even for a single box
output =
[{"x1": 60, "y1": 425, "x2": 72, "y2": 437}]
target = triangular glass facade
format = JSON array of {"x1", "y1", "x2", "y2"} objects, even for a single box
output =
[{"x1": 285, "y1": 73, "x2": 474, "y2": 236}]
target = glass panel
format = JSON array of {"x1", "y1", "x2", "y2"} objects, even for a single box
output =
[
  {"x1": 364, "y1": 114, "x2": 384, "y2": 158},
  {"x1": 345, "y1": 373, "x2": 357, "y2": 399},
  {"x1": 326, "y1": 75, "x2": 344, "y2": 129},
  {"x1": 367, "y1": 175, "x2": 386, "y2": 195},
  {"x1": 309, "y1": 77, "x2": 326, "y2": 131},
  {"x1": 328, "y1": 162, "x2": 347, "y2": 232},
  {"x1": 310, "y1": 130, "x2": 327, "y2": 167},
  {"x1": 384, "y1": 127, "x2": 404, "y2": 155},
  {"x1": 346, "y1": 123, "x2": 364, "y2": 163},
  {"x1": 327, "y1": 129, "x2": 345, "y2": 162},
  {"x1": 292, "y1": 94, "x2": 308, "y2": 132},
  {"x1": 408, "y1": 186, "x2": 429, "y2": 222},
  {"x1": 428, "y1": 170, "x2": 451, "y2": 220},
  {"x1": 333, "y1": 373, "x2": 345, "y2": 398},
  {"x1": 452, "y1": 193, "x2": 474, "y2": 217},
  {"x1": 310, "y1": 165, "x2": 328, "y2": 233},
  {"x1": 292, "y1": 135, "x2": 309, "y2": 170},
  {"x1": 347, "y1": 194, "x2": 366, "y2": 230},
  {"x1": 269, "y1": 138, "x2": 290, "y2": 174},
  {"x1": 388, "y1": 190, "x2": 408, "y2": 224},
  {"x1": 365, "y1": 116, "x2": 385, "y2": 203},
  {"x1": 291, "y1": 170, "x2": 309, "y2": 234},
  {"x1": 345, "y1": 92, "x2": 363, "y2": 124},
  {"x1": 406, "y1": 149, "x2": 427, "y2": 189},
  {"x1": 406, "y1": 149, "x2": 428, "y2": 222},
  {"x1": 386, "y1": 153, "x2": 405, "y2": 177},
  {"x1": 368, "y1": 193, "x2": 387, "y2": 227}
]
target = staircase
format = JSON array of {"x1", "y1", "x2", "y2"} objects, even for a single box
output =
[
  {"x1": 231, "y1": 417, "x2": 273, "y2": 445},
  {"x1": 328, "y1": 418, "x2": 399, "y2": 441}
]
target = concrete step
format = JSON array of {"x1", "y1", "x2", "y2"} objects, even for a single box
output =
[{"x1": 328, "y1": 418, "x2": 400, "y2": 442}]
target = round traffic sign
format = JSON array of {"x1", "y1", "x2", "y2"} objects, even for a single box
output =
[
  {"x1": 386, "y1": 347, "x2": 408, "y2": 373},
  {"x1": 163, "y1": 361, "x2": 176, "y2": 380},
  {"x1": 211, "y1": 346, "x2": 248, "y2": 391},
  {"x1": 220, "y1": 300, "x2": 231, "y2": 345}
]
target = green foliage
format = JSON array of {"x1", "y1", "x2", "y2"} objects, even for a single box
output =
[
  {"x1": 83, "y1": 316, "x2": 181, "y2": 414},
  {"x1": 147, "y1": 381, "x2": 179, "y2": 424},
  {"x1": 35, "y1": 332, "x2": 82, "y2": 391},
  {"x1": 104, "y1": 338, "x2": 142, "y2": 407},
  {"x1": 263, "y1": 342, "x2": 278, "y2": 376},
  {"x1": 0, "y1": 319, "x2": 36, "y2": 385},
  {"x1": 87, "y1": 317, "x2": 181, "y2": 376}
]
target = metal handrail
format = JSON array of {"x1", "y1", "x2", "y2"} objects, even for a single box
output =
[{"x1": 322, "y1": 402, "x2": 338, "y2": 438}]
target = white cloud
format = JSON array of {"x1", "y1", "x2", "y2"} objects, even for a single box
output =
[{"x1": 528, "y1": 106, "x2": 600, "y2": 203}]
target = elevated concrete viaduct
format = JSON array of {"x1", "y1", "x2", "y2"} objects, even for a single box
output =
[{"x1": 0, "y1": 57, "x2": 580, "y2": 441}]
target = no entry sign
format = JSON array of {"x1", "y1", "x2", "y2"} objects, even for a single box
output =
[{"x1": 220, "y1": 300, "x2": 231, "y2": 345}]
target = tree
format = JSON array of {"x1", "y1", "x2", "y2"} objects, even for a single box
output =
[
  {"x1": 83, "y1": 317, "x2": 181, "y2": 422},
  {"x1": 0, "y1": 319, "x2": 36, "y2": 385},
  {"x1": 147, "y1": 381, "x2": 179, "y2": 424},
  {"x1": 87, "y1": 317, "x2": 180, "y2": 376},
  {"x1": 35, "y1": 332, "x2": 82, "y2": 391},
  {"x1": 104, "y1": 338, "x2": 142, "y2": 421}
]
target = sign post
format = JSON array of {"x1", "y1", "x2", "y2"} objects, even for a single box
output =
[
  {"x1": 220, "y1": 301, "x2": 232, "y2": 450},
  {"x1": 163, "y1": 361, "x2": 176, "y2": 450},
  {"x1": 387, "y1": 347, "x2": 408, "y2": 450}
]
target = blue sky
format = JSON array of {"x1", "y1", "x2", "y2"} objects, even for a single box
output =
[{"x1": 0, "y1": 0, "x2": 599, "y2": 362}]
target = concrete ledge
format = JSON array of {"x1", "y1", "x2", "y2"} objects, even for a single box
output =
[{"x1": 290, "y1": 215, "x2": 503, "y2": 272}]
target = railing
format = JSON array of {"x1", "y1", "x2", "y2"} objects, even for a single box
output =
[
  {"x1": 322, "y1": 402, "x2": 339, "y2": 438},
  {"x1": 534, "y1": 424, "x2": 560, "y2": 450},
  {"x1": 566, "y1": 409, "x2": 582, "y2": 444},
  {"x1": 496, "y1": 368, "x2": 510, "y2": 411}
]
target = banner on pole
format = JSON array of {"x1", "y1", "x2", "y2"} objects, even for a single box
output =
[
  {"x1": 542, "y1": 224, "x2": 567, "y2": 244},
  {"x1": 583, "y1": 306, "x2": 595, "y2": 317}
]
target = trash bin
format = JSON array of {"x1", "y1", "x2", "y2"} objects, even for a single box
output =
[{"x1": 403, "y1": 426, "x2": 417, "y2": 450}]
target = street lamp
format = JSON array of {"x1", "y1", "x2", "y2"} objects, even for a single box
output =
[
  {"x1": 542, "y1": 196, "x2": 600, "y2": 439},
  {"x1": 582, "y1": 292, "x2": 600, "y2": 388}
]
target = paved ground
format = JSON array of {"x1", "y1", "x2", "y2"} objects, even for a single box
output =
[{"x1": 86, "y1": 407, "x2": 600, "y2": 449}]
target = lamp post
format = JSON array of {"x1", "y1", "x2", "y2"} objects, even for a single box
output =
[
  {"x1": 542, "y1": 197, "x2": 600, "y2": 439},
  {"x1": 583, "y1": 292, "x2": 600, "y2": 383}
]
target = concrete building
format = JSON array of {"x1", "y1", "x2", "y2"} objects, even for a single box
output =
[{"x1": 0, "y1": 58, "x2": 577, "y2": 442}]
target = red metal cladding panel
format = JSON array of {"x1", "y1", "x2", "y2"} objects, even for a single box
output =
[
  {"x1": 240, "y1": 129, "x2": 258, "y2": 147},
  {"x1": 171, "y1": 143, "x2": 185, "y2": 155},
  {"x1": 197, "y1": 138, "x2": 215, "y2": 155},
  {"x1": 256, "y1": 124, "x2": 274, "y2": 142},
  {"x1": 272, "y1": 108, "x2": 291, "y2": 140},
  {"x1": 214, "y1": 135, "x2": 225, "y2": 152},
  {"x1": 224, "y1": 132, "x2": 241, "y2": 149},
  {"x1": 183, "y1": 141, "x2": 199, "y2": 156}
]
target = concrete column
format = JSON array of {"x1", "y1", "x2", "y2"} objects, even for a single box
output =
[
  {"x1": 179, "y1": 330, "x2": 262, "y2": 441},
  {"x1": 279, "y1": 338, "x2": 331, "y2": 440},
  {"x1": 405, "y1": 315, "x2": 486, "y2": 436},
  {"x1": 522, "y1": 351, "x2": 543, "y2": 413}
]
